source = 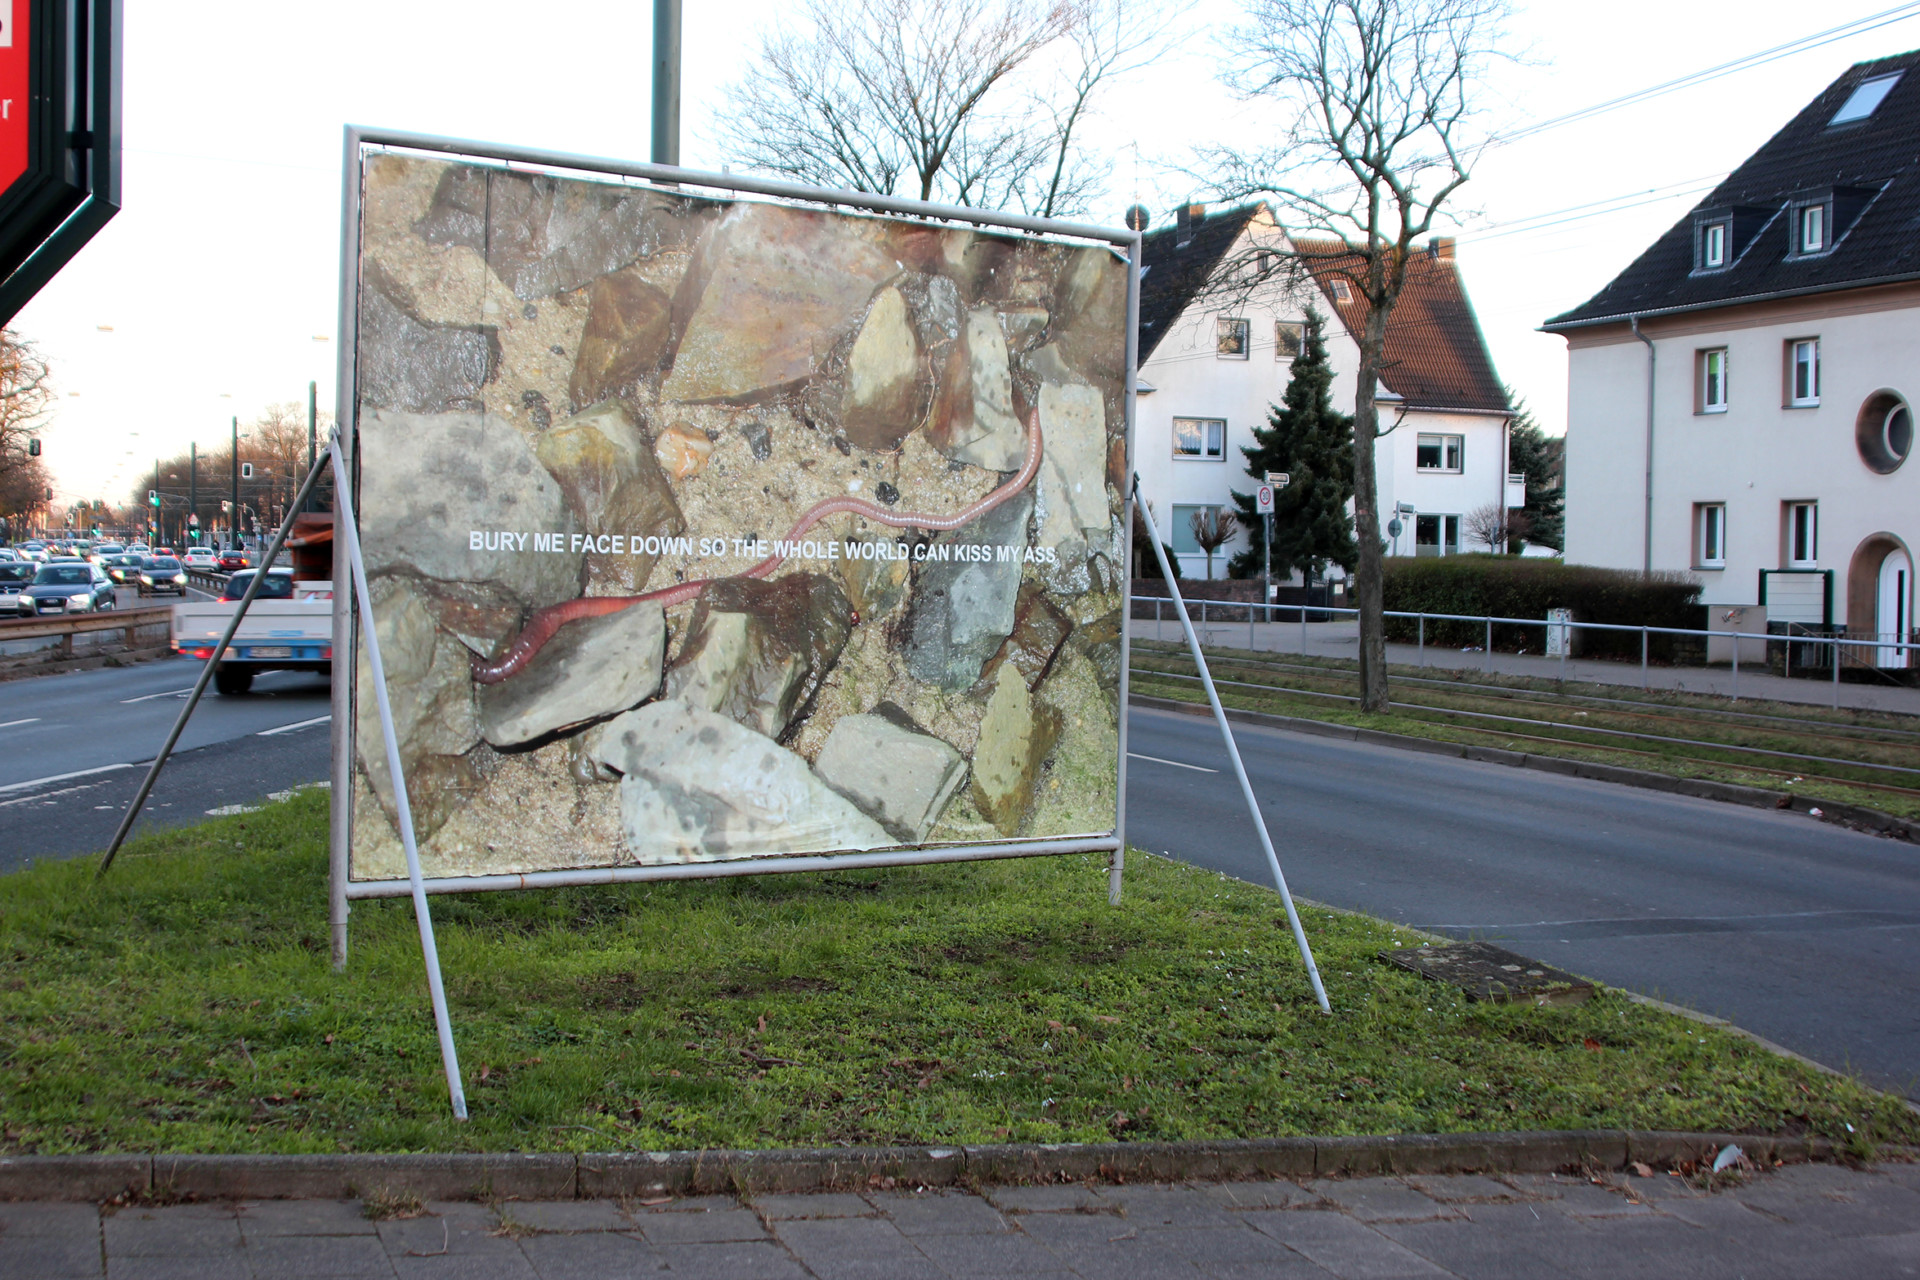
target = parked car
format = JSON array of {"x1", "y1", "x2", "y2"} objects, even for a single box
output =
[
  {"x1": 105, "y1": 553, "x2": 147, "y2": 585},
  {"x1": 22, "y1": 562, "x2": 115, "y2": 615},
  {"x1": 138, "y1": 556, "x2": 187, "y2": 596},
  {"x1": 181, "y1": 547, "x2": 218, "y2": 571},
  {"x1": 216, "y1": 548, "x2": 249, "y2": 572},
  {"x1": 0, "y1": 562, "x2": 33, "y2": 614}
]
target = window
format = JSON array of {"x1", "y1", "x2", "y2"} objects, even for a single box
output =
[
  {"x1": 1329, "y1": 279, "x2": 1352, "y2": 302},
  {"x1": 1275, "y1": 321, "x2": 1304, "y2": 359},
  {"x1": 1830, "y1": 71, "x2": 1902, "y2": 125},
  {"x1": 1172, "y1": 417, "x2": 1225, "y2": 460},
  {"x1": 1416, "y1": 433, "x2": 1464, "y2": 472},
  {"x1": 1170, "y1": 505, "x2": 1204, "y2": 554},
  {"x1": 1695, "y1": 503, "x2": 1727, "y2": 568},
  {"x1": 1414, "y1": 514, "x2": 1460, "y2": 557},
  {"x1": 1856, "y1": 390, "x2": 1913, "y2": 474},
  {"x1": 1702, "y1": 222, "x2": 1727, "y2": 268},
  {"x1": 1698, "y1": 348, "x2": 1729, "y2": 413},
  {"x1": 1785, "y1": 502, "x2": 1818, "y2": 567},
  {"x1": 1216, "y1": 317, "x2": 1250, "y2": 358},
  {"x1": 1800, "y1": 204, "x2": 1826, "y2": 253},
  {"x1": 1788, "y1": 339, "x2": 1820, "y2": 406}
]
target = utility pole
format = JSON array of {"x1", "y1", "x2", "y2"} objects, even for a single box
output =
[
  {"x1": 189, "y1": 442, "x2": 197, "y2": 545},
  {"x1": 651, "y1": 0, "x2": 681, "y2": 166},
  {"x1": 307, "y1": 381, "x2": 317, "y2": 514},
  {"x1": 230, "y1": 415, "x2": 239, "y2": 550},
  {"x1": 152, "y1": 458, "x2": 159, "y2": 543}
]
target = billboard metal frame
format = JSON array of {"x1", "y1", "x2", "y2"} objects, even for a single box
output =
[{"x1": 327, "y1": 127, "x2": 1142, "y2": 965}]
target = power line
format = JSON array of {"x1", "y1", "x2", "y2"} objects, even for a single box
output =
[{"x1": 1492, "y1": 2, "x2": 1920, "y2": 147}]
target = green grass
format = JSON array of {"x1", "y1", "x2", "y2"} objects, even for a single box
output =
[{"x1": 1, "y1": 791, "x2": 1914, "y2": 1155}]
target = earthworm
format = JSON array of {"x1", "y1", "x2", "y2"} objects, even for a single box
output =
[{"x1": 471, "y1": 409, "x2": 1044, "y2": 685}]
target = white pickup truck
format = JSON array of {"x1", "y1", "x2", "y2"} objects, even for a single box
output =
[{"x1": 172, "y1": 569, "x2": 333, "y2": 694}]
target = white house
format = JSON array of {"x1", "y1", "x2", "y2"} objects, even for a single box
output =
[
  {"x1": 1544, "y1": 51, "x2": 1918, "y2": 663},
  {"x1": 1133, "y1": 204, "x2": 1517, "y2": 580}
]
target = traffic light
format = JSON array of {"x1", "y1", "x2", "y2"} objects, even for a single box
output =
[
  {"x1": 26, "y1": 438, "x2": 39, "y2": 457},
  {"x1": 240, "y1": 462, "x2": 253, "y2": 479},
  {"x1": 148, "y1": 490, "x2": 159, "y2": 507}
]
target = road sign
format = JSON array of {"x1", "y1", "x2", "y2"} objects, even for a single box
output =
[
  {"x1": 1255, "y1": 484, "x2": 1274, "y2": 513},
  {"x1": 0, "y1": 0, "x2": 120, "y2": 325},
  {"x1": 1266, "y1": 471, "x2": 1290, "y2": 488}
]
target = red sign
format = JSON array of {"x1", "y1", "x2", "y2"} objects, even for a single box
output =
[{"x1": 0, "y1": 1, "x2": 24, "y2": 195}]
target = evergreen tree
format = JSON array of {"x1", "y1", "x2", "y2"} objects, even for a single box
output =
[
  {"x1": 1229, "y1": 308, "x2": 1356, "y2": 581},
  {"x1": 1505, "y1": 392, "x2": 1564, "y2": 553}
]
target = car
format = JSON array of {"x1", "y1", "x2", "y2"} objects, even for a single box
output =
[
  {"x1": 150, "y1": 545, "x2": 174, "y2": 557},
  {"x1": 0, "y1": 562, "x2": 33, "y2": 614},
  {"x1": 86, "y1": 543, "x2": 124, "y2": 566},
  {"x1": 218, "y1": 568, "x2": 297, "y2": 602},
  {"x1": 19, "y1": 541, "x2": 46, "y2": 562},
  {"x1": 216, "y1": 548, "x2": 249, "y2": 572},
  {"x1": 181, "y1": 547, "x2": 218, "y2": 571},
  {"x1": 21, "y1": 562, "x2": 115, "y2": 615},
  {"x1": 0, "y1": 547, "x2": 16, "y2": 561},
  {"x1": 105, "y1": 553, "x2": 147, "y2": 585},
  {"x1": 137, "y1": 556, "x2": 187, "y2": 596}
]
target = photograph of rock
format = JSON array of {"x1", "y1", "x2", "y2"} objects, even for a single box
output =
[{"x1": 346, "y1": 152, "x2": 1129, "y2": 881}]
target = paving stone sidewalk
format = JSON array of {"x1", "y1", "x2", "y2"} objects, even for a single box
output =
[{"x1": 3, "y1": 1160, "x2": 1916, "y2": 1279}]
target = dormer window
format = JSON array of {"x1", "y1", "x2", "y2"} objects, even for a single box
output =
[
  {"x1": 1702, "y1": 222, "x2": 1728, "y2": 268},
  {"x1": 1330, "y1": 279, "x2": 1352, "y2": 302},
  {"x1": 1830, "y1": 71, "x2": 1902, "y2": 125},
  {"x1": 1800, "y1": 204, "x2": 1826, "y2": 253}
]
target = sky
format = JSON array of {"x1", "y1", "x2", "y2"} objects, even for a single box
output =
[{"x1": 13, "y1": 0, "x2": 1920, "y2": 511}]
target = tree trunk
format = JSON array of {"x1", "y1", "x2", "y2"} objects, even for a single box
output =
[{"x1": 1350, "y1": 321, "x2": 1390, "y2": 714}]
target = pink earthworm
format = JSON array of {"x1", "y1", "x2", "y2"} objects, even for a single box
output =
[{"x1": 470, "y1": 409, "x2": 1045, "y2": 685}]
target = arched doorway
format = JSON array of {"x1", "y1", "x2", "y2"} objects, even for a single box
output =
[{"x1": 1849, "y1": 534, "x2": 1914, "y2": 669}]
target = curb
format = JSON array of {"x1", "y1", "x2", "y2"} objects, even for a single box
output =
[
  {"x1": 0, "y1": 1131, "x2": 1884, "y2": 1203},
  {"x1": 1129, "y1": 693, "x2": 1920, "y2": 842}
]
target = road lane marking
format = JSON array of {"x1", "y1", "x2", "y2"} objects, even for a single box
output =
[
  {"x1": 0, "y1": 761, "x2": 139, "y2": 795},
  {"x1": 1127, "y1": 752, "x2": 1219, "y2": 773},
  {"x1": 0, "y1": 718, "x2": 40, "y2": 729},
  {"x1": 120, "y1": 687, "x2": 195, "y2": 703},
  {"x1": 257, "y1": 715, "x2": 331, "y2": 736}
]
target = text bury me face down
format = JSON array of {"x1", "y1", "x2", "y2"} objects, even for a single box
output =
[{"x1": 467, "y1": 529, "x2": 1062, "y2": 565}]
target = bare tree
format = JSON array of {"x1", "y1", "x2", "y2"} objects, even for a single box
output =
[
  {"x1": 0, "y1": 330, "x2": 52, "y2": 482},
  {"x1": 715, "y1": 0, "x2": 1164, "y2": 217},
  {"x1": 1461, "y1": 501, "x2": 1509, "y2": 553},
  {"x1": 1189, "y1": 506, "x2": 1240, "y2": 580},
  {"x1": 1207, "y1": 0, "x2": 1512, "y2": 712}
]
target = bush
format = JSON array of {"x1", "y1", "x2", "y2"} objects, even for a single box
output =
[{"x1": 1381, "y1": 557, "x2": 1703, "y2": 660}]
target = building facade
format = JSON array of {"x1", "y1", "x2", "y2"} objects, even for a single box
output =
[
  {"x1": 1133, "y1": 205, "x2": 1515, "y2": 580},
  {"x1": 1545, "y1": 52, "x2": 1919, "y2": 661}
]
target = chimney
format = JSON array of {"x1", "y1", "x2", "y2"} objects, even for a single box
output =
[
  {"x1": 1175, "y1": 203, "x2": 1194, "y2": 247},
  {"x1": 1428, "y1": 235, "x2": 1456, "y2": 259}
]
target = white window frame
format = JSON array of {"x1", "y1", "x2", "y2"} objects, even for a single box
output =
[
  {"x1": 1800, "y1": 204, "x2": 1826, "y2": 253},
  {"x1": 1329, "y1": 279, "x2": 1352, "y2": 302},
  {"x1": 1696, "y1": 503, "x2": 1727, "y2": 569},
  {"x1": 1274, "y1": 320, "x2": 1304, "y2": 360},
  {"x1": 1786, "y1": 502, "x2": 1818, "y2": 568},
  {"x1": 1699, "y1": 348, "x2": 1729, "y2": 413},
  {"x1": 1413, "y1": 513, "x2": 1461, "y2": 557},
  {"x1": 1172, "y1": 416, "x2": 1226, "y2": 461},
  {"x1": 1788, "y1": 339, "x2": 1820, "y2": 407},
  {"x1": 1702, "y1": 222, "x2": 1727, "y2": 268},
  {"x1": 1415, "y1": 433, "x2": 1464, "y2": 473},
  {"x1": 1216, "y1": 317, "x2": 1250, "y2": 359}
]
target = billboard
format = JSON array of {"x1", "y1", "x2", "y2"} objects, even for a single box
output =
[{"x1": 339, "y1": 143, "x2": 1134, "y2": 888}]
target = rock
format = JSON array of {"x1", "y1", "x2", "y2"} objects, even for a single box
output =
[
  {"x1": 358, "y1": 408, "x2": 584, "y2": 609},
  {"x1": 414, "y1": 166, "x2": 710, "y2": 299},
  {"x1": 1035, "y1": 377, "x2": 1110, "y2": 550},
  {"x1": 1069, "y1": 607, "x2": 1123, "y2": 692},
  {"x1": 414, "y1": 578, "x2": 525, "y2": 660},
  {"x1": 355, "y1": 577, "x2": 482, "y2": 840},
  {"x1": 741, "y1": 420, "x2": 772, "y2": 461},
  {"x1": 815, "y1": 713, "x2": 966, "y2": 843},
  {"x1": 661, "y1": 202, "x2": 897, "y2": 404},
  {"x1": 875, "y1": 480, "x2": 899, "y2": 505},
  {"x1": 590, "y1": 701, "x2": 894, "y2": 862},
  {"x1": 833, "y1": 539, "x2": 911, "y2": 622},
  {"x1": 357, "y1": 262, "x2": 499, "y2": 414},
  {"x1": 569, "y1": 267, "x2": 673, "y2": 408},
  {"x1": 479, "y1": 601, "x2": 666, "y2": 747},
  {"x1": 534, "y1": 401, "x2": 685, "y2": 593},
  {"x1": 522, "y1": 389, "x2": 553, "y2": 431},
  {"x1": 905, "y1": 491, "x2": 1032, "y2": 690},
  {"x1": 977, "y1": 582, "x2": 1072, "y2": 692},
  {"x1": 928, "y1": 307, "x2": 1025, "y2": 471},
  {"x1": 970, "y1": 663, "x2": 1060, "y2": 836},
  {"x1": 665, "y1": 573, "x2": 852, "y2": 740},
  {"x1": 1048, "y1": 246, "x2": 1129, "y2": 380},
  {"x1": 841, "y1": 286, "x2": 926, "y2": 452},
  {"x1": 655, "y1": 421, "x2": 714, "y2": 479}
]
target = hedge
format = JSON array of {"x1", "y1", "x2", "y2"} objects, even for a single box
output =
[{"x1": 1381, "y1": 556, "x2": 1704, "y2": 660}]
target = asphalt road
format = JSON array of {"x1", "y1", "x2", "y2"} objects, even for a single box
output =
[
  {"x1": 1125, "y1": 703, "x2": 1920, "y2": 1101},
  {"x1": 0, "y1": 654, "x2": 331, "y2": 871}
]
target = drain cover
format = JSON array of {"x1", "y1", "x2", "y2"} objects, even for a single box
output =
[{"x1": 1378, "y1": 942, "x2": 1594, "y2": 1006}]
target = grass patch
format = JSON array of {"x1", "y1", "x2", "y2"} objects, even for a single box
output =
[
  {"x1": 1, "y1": 790, "x2": 1913, "y2": 1154},
  {"x1": 1130, "y1": 642, "x2": 1920, "y2": 824}
]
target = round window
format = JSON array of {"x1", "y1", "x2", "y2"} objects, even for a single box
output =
[{"x1": 1856, "y1": 390, "x2": 1913, "y2": 474}]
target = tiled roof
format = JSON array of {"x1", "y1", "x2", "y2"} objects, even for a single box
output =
[
  {"x1": 1545, "y1": 49, "x2": 1920, "y2": 329},
  {"x1": 1291, "y1": 239, "x2": 1511, "y2": 414},
  {"x1": 1137, "y1": 204, "x2": 1263, "y2": 362}
]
